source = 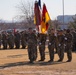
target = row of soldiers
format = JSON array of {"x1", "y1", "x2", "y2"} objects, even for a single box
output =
[
  {"x1": 0, "y1": 30, "x2": 28, "y2": 49},
  {"x1": 0, "y1": 28, "x2": 75, "y2": 63},
  {"x1": 27, "y1": 28, "x2": 74, "y2": 63}
]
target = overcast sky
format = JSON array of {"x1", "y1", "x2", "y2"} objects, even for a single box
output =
[{"x1": 0, "y1": 0, "x2": 76, "y2": 21}]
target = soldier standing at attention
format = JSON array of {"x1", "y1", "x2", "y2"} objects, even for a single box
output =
[
  {"x1": 27, "y1": 28, "x2": 37, "y2": 63},
  {"x1": 38, "y1": 33, "x2": 47, "y2": 61},
  {"x1": 57, "y1": 30, "x2": 65, "y2": 62},
  {"x1": 48, "y1": 29, "x2": 56, "y2": 62},
  {"x1": 2, "y1": 31, "x2": 8, "y2": 49},
  {"x1": 14, "y1": 31, "x2": 21, "y2": 49},
  {"x1": 71, "y1": 30, "x2": 76, "y2": 51},
  {"x1": 21, "y1": 31, "x2": 26, "y2": 49},
  {"x1": 7, "y1": 32, "x2": 14, "y2": 49},
  {"x1": 65, "y1": 29, "x2": 73, "y2": 62},
  {"x1": 0, "y1": 33, "x2": 2, "y2": 49}
]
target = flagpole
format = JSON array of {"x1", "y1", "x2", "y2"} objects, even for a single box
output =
[{"x1": 62, "y1": 0, "x2": 64, "y2": 29}]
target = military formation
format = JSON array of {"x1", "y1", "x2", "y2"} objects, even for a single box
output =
[{"x1": 0, "y1": 28, "x2": 76, "y2": 63}]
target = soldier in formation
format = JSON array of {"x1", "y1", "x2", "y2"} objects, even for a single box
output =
[
  {"x1": 38, "y1": 33, "x2": 47, "y2": 61},
  {"x1": 7, "y1": 32, "x2": 14, "y2": 49},
  {"x1": 71, "y1": 30, "x2": 76, "y2": 51},
  {"x1": 64, "y1": 29, "x2": 73, "y2": 62},
  {"x1": 2, "y1": 31, "x2": 8, "y2": 49},
  {"x1": 57, "y1": 30, "x2": 65, "y2": 62},
  {"x1": 48, "y1": 29, "x2": 56, "y2": 62},
  {"x1": 0, "y1": 33, "x2": 2, "y2": 49},
  {"x1": 21, "y1": 30, "x2": 27, "y2": 49},
  {"x1": 14, "y1": 31, "x2": 21, "y2": 49}
]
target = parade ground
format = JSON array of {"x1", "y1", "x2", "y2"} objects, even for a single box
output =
[{"x1": 0, "y1": 48, "x2": 76, "y2": 75}]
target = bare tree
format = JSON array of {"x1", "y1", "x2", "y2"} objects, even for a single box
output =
[{"x1": 16, "y1": 0, "x2": 34, "y2": 28}]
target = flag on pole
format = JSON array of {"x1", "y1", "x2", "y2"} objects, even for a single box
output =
[
  {"x1": 38, "y1": 0, "x2": 41, "y2": 9},
  {"x1": 41, "y1": 3, "x2": 50, "y2": 34},
  {"x1": 34, "y1": 1, "x2": 41, "y2": 33}
]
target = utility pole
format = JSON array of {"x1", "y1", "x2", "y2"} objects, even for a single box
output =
[{"x1": 62, "y1": 0, "x2": 64, "y2": 29}]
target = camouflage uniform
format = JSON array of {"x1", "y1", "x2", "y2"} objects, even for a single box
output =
[
  {"x1": 14, "y1": 31, "x2": 21, "y2": 49},
  {"x1": 65, "y1": 30, "x2": 73, "y2": 62},
  {"x1": 48, "y1": 33, "x2": 56, "y2": 62},
  {"x1": 27, "y1": 32, "x2": 37, "y2": 63},
  {"x1": 0, "y1": 34, "x2": 2, "y2": 49},
  {"x1": 21, "y1": 31, "x2": 27, "y2": 49},
  {"x1": 38, "y1": 34, "x2": 47, "y2": 61},
  {"x1": 72, "y1": 31, "x2": 76, "y2": 51},
  {"x1": 2, "y1": 32, "x2": 8, "y2": 49},
  {"x1": 57, "y1": 31, "x2": 65, "y2": 61},
  {"x1": 7, "y1": 32, "x2": 14, "y2": 49}
]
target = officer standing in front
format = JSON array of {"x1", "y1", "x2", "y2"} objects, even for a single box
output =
[{"x1": 27, "y1": 28, "x2": 37, "y2": 63}]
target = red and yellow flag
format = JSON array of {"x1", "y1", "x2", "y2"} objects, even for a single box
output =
[{"x1": 41, "y1": 4, "x2": 50, "y2": 34}]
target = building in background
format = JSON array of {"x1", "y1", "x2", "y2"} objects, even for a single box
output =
[{"x1": 57, "y1": 14, "x2": 76, "y2": 29}]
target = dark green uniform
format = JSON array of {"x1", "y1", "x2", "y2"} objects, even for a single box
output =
[
  {"x1": 21, "y1": 31, "x2": 27, "y2": 49},
  {"x1": 38, "y1": 34, "x2": 47, "y2": 61},
  {"x1": 2, "y1": 32, "x2": 8, "y2": 49},
  {"x1": 48, "y1": 33, "x2": 56, "y2": 62},
  {"x1": 72, "y1": 31, "x2": 76, "y2": 51},
  {"x1": 27, "y1": 32, "x2": 37, "y2": 63},
  {"x1": 0, "y1": 34, "x2": 2, "y2": 49},
  {"x1": 57, "y1": 32, "x2": 65, "y2": 62},
  {"x1": 7, "y1": 32, "x2": 14, "y2": 49},
  {"x1": 14, "y1": 32, "x2": 21, "y2": 49},
  {"x1": 65, "y1": 31, "x2": 73, "y2": 62}
]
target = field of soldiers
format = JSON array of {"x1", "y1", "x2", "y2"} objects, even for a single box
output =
[{"x1": 0, "y1": 29, "x2": 76, "y2": 75}]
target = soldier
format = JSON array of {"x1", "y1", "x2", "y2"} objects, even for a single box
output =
[
  {"x1": 14, "y1": 31, "x2": 21, "y2": 49},
  {"x1": 54, "y1": 29, "x2": 58, "y2": 53},
  {"x1": 48, "y1": 29, "x2": 56, "y2": 62},
  {"x1": 27, "y1": 28, "x2": 37, "y2": 63},
  {"x1": 71, "y1": 30, "x2": 76, "y2": 51},
  {"x1": 7, "y1": 32, "x2": 14, "y2": 49},
  {"x1": 2, "y1": 31, "x2": 8, "y2": 49},
  {"x1": 57, "y1": 30, "x2": 65, "y2": 62},
  {"x1": 21, "y1": 31, "x2": 25, "y2": 49},
  {"x1": 21, "y1": 30, "x2": 28, "y2": 49},
  {"x1": 33, "y1": 30, "x2": 38, "y2": 59},
  {"x1": 65, "y1": 29, "x2": 73, "y2": 62},
  {"x1": 38, "y1": 33, "x2": 47, "y2": 61},
  {"x1": 0, "y1": 33, "x2": 2, "y2": 49},
  {"x1": 63, "y1": 29, "x2": 67, "y2": 52}
]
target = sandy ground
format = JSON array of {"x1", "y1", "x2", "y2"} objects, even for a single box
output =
[{"x1": 0, "y1": 48, "x2": 76, "y2": 75}]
